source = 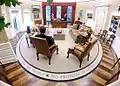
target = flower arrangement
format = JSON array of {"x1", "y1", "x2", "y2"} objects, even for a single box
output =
[
  {"x1": 86, "y1": 27, "x2": 93, "y2": 38},
  {"x1": 87, "y1": 27, "x2": 93, "y2": 34}
]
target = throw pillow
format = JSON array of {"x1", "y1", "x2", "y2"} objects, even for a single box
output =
[{"x1": 72, "y1": 24, "x2": 78, "y2": 30}]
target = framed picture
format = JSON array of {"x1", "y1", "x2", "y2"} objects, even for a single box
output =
[
  {"x1": 32, "y1": 5, "x2": 40, "y2": 20},
  {"x1": 87, "y1": 13, "x2": 93, "y2": 19},
  {"x1": 79, "y1": 10, "x2": 83, "y2": 17}
]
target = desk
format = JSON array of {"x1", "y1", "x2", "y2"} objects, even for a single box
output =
[{"x1": 51, "y1": 21, "x2": 67, "y2": 28}]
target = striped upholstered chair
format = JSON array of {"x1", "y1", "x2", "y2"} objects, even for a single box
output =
[{"x1": 67, "y1": 39, "x2": 98, "y2": 67}]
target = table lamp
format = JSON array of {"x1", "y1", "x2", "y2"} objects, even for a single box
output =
[{"x1": 85, "y1": 18, "x2": 95, "y2": 31}]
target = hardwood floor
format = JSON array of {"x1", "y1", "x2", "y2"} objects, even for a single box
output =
[{"x1": 3, "y1": 41, "x2": 119, "y2": 86}]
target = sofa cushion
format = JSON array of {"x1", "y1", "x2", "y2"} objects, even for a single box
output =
[
  {"x1": 75, "y1": 45, "x2": 85, "y2": 52},
  {"x1": 72, "y1": 24, "x2": 78, "y2": 30}
]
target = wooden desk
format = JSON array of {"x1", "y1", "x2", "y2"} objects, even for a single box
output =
[
  {"x1": 51, "y1": 21, "x2": 67, "y2": 28},
  {"x1": 34, "y1": 19, "x2": 42, "y2": 25}
]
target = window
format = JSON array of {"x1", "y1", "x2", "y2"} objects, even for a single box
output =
[
  {"x1": 46, "y1": 6, "x2": 51, "y2": 22},
  {"x1": 56, "y1": 6, "x2": 61, "y2": 20},
  {"x1": 67, "y1": 6, "x2": 72, "y2": 22}
]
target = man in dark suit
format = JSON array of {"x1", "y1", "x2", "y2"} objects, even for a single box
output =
[
  {"x1": 64, "y1": 13, "x2": 67, "y2": 21},
  {"x1": 35, "y1": 26, "x2": 55, "y2": 47}
]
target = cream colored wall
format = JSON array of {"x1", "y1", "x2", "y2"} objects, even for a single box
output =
[
  {"x1": 2, "y1": 1, "x2": 43, "y2": 39},
  {"x1": 75, "y1": 2, "x2": 94, "y2": 22},
  {"x1": 21, "y1": 1, "x2": 43, "y2": 25}
]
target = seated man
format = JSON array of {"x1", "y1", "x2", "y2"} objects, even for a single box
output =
[{"x1": 35, "y1": 26, "x2": 55, "y2": 47}]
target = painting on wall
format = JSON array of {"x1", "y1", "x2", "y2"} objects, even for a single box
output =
[
  {"x1": 87, "y1": 13, "x2": 93, "y2": 19},
  {"x1": 79, "y1": 9, "x2": 83, "y2": 18},
  {"x1": 109, "y1": 17, "x2": 118, "y2": 34},
  {"x1": 32, "y1": 5, "x2": 40, "y2": 20}
]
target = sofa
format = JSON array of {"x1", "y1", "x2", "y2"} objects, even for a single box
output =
[{"x1": 69, "y1": 25, "x2": 92, "y2": 44}]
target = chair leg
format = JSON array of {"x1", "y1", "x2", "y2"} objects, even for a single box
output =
[
  {"x1": 26, "y1": 38, "x2": 30, "y2": 48},
  {"x1": 67, "y1": 48, "x2": 74, "y2": 58},
  {"x1": 103, "y1": 36, "x2": 106, "y2": 42},
  {"x1": 48, "y1": 56, "x2": 51, "y2": 65},
  {"x1": 56, "y1": 48, "x2": 59, "y2": 54},
  {"x1": 67, "y1": 51, "x2": 70, "y2": 58},
  {"x1": 87, "y1": 53, "x2": 90, "y2": 61},
  {"x1": 79, "y1": 59, "x2": 82, "y2": 68},
  {"x1": 109, "y1": 41, "x2": 112, "y2": 49},
  {"x1": 36, "y1": 52, "x2": 39, "y2": 60},
  {"x1": 106, "y1": 40, "x2": 108, "y2": 45},
  {"x1": 100, "y1": 35, "x2": 102, "y2": 40},
  {"x1": 111, "y1": 58, "x2": 120, "y2": 69}
]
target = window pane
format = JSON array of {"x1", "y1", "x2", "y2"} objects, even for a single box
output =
[
  {"x1": 67, "y1": 6, "x2": 72, "y2": 22},
  {"x1": 56, "y1": 6, "x2": 61, "y2": 20},
  {"x1": 46, "y1": 6, "x2": 51, "y2": 22}
]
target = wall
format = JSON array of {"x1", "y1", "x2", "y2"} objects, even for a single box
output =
[
  {"x1": 94, "y1": 6, "x2": 108, "y2": 34},
  {"x1": 21, "y1": 1, "x2": 43, "y2": 25},
  {"x1": 111, "y1": 11, "x2": 120, "y2": 58},
  {"x1": 2, "y1": 1, "x2": 43, "y2": 39},
  {"x1": 75, "y1": 2, "x2": 95, "y2": 22}
]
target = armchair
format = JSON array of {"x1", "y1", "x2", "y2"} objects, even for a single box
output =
[
  {"x1": 100, "y1": 30, "x2": 108, "y2": 42},
  {"x1": 106, "y1": 34, "x2": 116, "y2": 48},
  {"x1": 30, "y1": 36, "x2": 59, "y2": 65},
  {"x1": 67, "y1": 39, "x2": 98, "y2": 67}
]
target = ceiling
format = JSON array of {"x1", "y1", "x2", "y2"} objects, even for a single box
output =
[
  {"x1": 19, "y1": 0, "x2": 120, "y2": 11},
  {"x1": 21, "y1": 0, "x2": 95, "y2": 2},
  {"x1": 19, "y1": 0, "x2": 119, "y2": 5},
  {"x1": 20, "y1": 0, "x2": 96, "y2": 3}
]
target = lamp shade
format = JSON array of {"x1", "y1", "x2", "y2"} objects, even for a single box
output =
[{"x1": 85, "y1": 18, "x2": 95, "y2": 30}]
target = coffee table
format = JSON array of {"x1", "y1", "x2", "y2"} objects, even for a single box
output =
[{"x1": 53, "y1": 29, "x2": 65, "y2": 40}]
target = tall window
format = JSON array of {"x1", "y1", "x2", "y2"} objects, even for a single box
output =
[
  {"x1": 24, "y1": 11, "x2": 31, "y2": 29},
  {"x1": 46, "y1": 6, "x2": 51, "y2": 22},
  {"x1": 67, "y1": 6, "x2": 72, "y2": 22},
  {"x1": 11, "y1": 10, "x2": 20, "y2": 32},
  {"x1": 56, "y1": 6, "x2": 61, "y2": 20}
]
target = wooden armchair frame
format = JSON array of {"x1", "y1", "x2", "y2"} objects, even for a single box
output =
[
  {"x1": 30, "y1": 36, "x2": 59, "y2": 65},
  {"x1": 67, "y1": 39, "x2": 98, "y2": 67}
]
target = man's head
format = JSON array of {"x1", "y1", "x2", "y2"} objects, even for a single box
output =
[
  {"x1": 78, "y1": 18, "x2": 80, "y2": 20},
  {"x1": 39, "y1": 26, "x2": 46, "y2": 33}
]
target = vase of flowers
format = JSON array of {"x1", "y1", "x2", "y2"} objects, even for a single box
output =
[{"x1": 86, "y1": 27, "x2": 93, "y2": 38}]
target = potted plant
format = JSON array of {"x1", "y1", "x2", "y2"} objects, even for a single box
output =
[
  {"x1": 0, "y1": 0, "x2": 20, "y2": 43},
  {"x1": 47, "y1": 0, "x2": 53, "y2": 5}
]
